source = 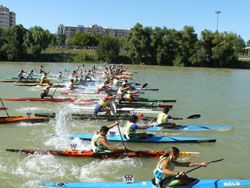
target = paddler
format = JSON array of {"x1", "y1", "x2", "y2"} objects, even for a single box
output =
[
  {"x1": 27, "y1": 70, "x2": 35, "y2": 80},
  {"x1": 124, "y1": 114, "x2": 154, "y2": 139},
  {"x1": 117, "y1": 82, "x2": 129, "y2": 103},
  {"x1": 40, "y1": 84, "x2": 53, "y2": 98},
  {"x1": 40, "y1": 72, "x2": 50, "y2": 84},
  {"x1": 156, "y1": 108, "x2": 183, "y2": 128},
  {"x1": 152, "y1": 147, "x2": 207, "y2": 188},
  {"x1": 18, "y1": 70, "x2": 26, "y2": 81},
  {"x1": 91, "y1": 121, "x2": 126, "y2": 153},
  {"x1": 68, "y1": 79, "x2": 77, "y2": 90},
  {"x1": 96, "y1": 81, "x2": 110, "y2": 94},
  {"x1": 93, "y1": 92, "x2": 117, "y2": 116}
]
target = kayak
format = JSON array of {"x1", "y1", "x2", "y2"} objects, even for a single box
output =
[
  {"x1": 117, "y1": 103, "x2": 173, "y2": 109},
  {"x1": 2, "y1": 97, "x2": 76, "y2": 103},
  {"x1": 146, "y1": 125, "x2": 232, "y2": 131},
  {"x1": 38, "y1": 179, "x2": 250, "y2": 188},
  {"x1": 0, "y1": 80, "x2": 40, "y2": 83},
  {"x1": 6, "y1": 148, "x2": 199, "y2": 158},
  {"x1": 70, "y1": 133, "x2": 216, "y2": 143},
  {"x1": 0, "y1": 116, "x2": 49, "y2": 124},
  {"x1": 34, "y1": 113, "x2": 155, "y2": 121},
  {"x1": 138, "y1": 98, "x2": 176, "y2": 103}
]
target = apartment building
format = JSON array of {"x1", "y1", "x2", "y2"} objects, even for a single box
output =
[
  {"x1": 64, "y1": 24, "x2": 129, "y2": 37},
  {"x1": 0, "y1": 5, "x2": 16, "y2": 29}
]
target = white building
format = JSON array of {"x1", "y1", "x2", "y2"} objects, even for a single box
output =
[{"x1": 0, "y1": 5, "x2": 16, "y2": 29}]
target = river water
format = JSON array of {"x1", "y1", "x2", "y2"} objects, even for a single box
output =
[{"x1": 0, "y1": 62, "x2": 250, "y2": 188}]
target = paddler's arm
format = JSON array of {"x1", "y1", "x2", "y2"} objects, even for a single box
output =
[
  {"x1": 175, "y1": 161, "x2": 208, "y2": 167},
  {"x1": 98, "y1": 136, "x2": 126, "y2": 151},
  {"x1": 106, "y1": 121, "x2": 119, "y2": 129},
  {"x1": 161, "y1": 159, "x2": 179, "y2": 176},
  {"x1": 138, "y1": 124, "x2": 154, "y2": 129},
  {"x1": 172, "y1": 117, "x2": 183, "y2": 120}
]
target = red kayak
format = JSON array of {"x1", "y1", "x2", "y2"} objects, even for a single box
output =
[
  {"x1": 0, "y1": 116, "x2": 49, "y2": 124},
  {"x1": 2, "y1": 97, "x2": 76, "y2": 102},
  {"x1": 1, "y1": 97, "x2": 98, "y2": 104},
  {"x1": 6, "y1": 148, "x2": 199, "y2": 159}
]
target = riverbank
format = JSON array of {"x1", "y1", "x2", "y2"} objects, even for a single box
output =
[{"x1": 2, "y1": 48, "x2": 250, "y2": 68}]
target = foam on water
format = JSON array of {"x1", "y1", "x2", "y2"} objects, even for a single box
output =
[
  {"x1": 16, "y1": 107, "x2": 49, "y2": 113},
  {"x1": 74, "y1": 158, "x2": 139, "y2": 182},
  {"x1": 17, "y1": 122, "x2": 45, "y2": 127}
]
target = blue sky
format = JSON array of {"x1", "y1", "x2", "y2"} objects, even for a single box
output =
[{"x1": 1, "y1": 0, "x2": 250, "y2": 41}]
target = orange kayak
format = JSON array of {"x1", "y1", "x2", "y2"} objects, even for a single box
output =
[
  {"x1": 0, "y1": 116, "x2": 49, "y2": 124},
  {"x1": 6, "y1": 148, "x2": 199, "y2": 159}
]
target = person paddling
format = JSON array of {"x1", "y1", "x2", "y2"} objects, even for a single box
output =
[
  {"x1": 91, "y1": 121, "x2": 126, "y2": 153},
  {"x1": 156, "y1": 108, "x2": 183, "y2": 128},
  {"x1": 124, "y1": 114, "x2": 154, "y2": 139},
  {"x1": 18, "y1": 70, "x2": 26, "y2": 81},
  {"x1": 153, "y1": 147, "x2": 207, "y2": 188},
  {"x1": 93, "y1": 92, "x2": 117, "y2": 116},
  {"x1": 40, "y1": 84, "x2": 53, "y2": 99}
]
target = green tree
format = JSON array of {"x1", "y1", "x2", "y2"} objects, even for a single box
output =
[
  {"x1": 56, "y1": 24, "x2": 66, "y2": 47},
  {"x1": 25, "y1": 26, "x2": 53, "y2": 55},
  {"x1": 175, "y1": 26, "x2": 198, "y2": 66},
  {"x1": 247, "y1": 39, "x2": 250, "y2": 47},
  {"x1": 126, "y1": 23, "x2": 153, "y2": 64},
  {"x1": 2, "y1": 24, "x2": 27, "y2": 60},
  {"x1": 96, "y1": 36, "x2": 120, "y2": 63}
]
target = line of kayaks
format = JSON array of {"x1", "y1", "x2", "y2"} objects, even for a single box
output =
[
  {"x1": 38, "y1": 179, "x2": 250, "y2": 188},
  {"x1": 34, "y1": 112, "x2": 154, "y2": 121},
  {"x1": 6, "y1": 148, "x2": 200, "y2": 159},
  {"x1": 0, "y1": 116, "x2": 49, "y2": 124},
  {"x1": 1, "y1": 97, "x2": 173, "y2": 109},
  {"x1": 70, "y1": 133, "x2": 216, "y2": 143}
]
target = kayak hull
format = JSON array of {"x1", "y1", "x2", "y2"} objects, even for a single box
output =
[
  {"x1": 70, "y1": 133, "x2": 216, "y2": 143},
  {"x1": 2, "y1": 97, "x2": 76, "y2": 102},
  {"x1": 146, "y1": 125, "x2": 232, "y2": 131},
  {"x1": 39, "y1": 179, "x2": 250, "y2": 188},
  {"x1": 0, "y1": 116, "x2": 49, "y2": 124},
  {"x1": 6, "y1": 149, "x2": 199, "y2": 158},
  {"x1": 34, "y1": 113, "x2": 156, "y2": 121}
]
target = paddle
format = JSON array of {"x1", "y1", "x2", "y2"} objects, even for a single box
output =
[
  {"x1": 0, "y1": 97, "x2": 10, "y2": 117},
  {"x1": 185, "y1": 158, "x2": 224, "y2": 174},
  {"x1": 52, "y1": 87, "x2": 58, "y2": 97},
  {"x1": 110, "y1": 100, "x2": 128, "y2": 152},
  {"x1": 184, "y1": 114, "x2": 201, "y2": 120},
  {"x1": 140, "y1": 83, "x2": 148, "y2": 90}
]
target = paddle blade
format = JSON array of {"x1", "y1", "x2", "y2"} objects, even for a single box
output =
[
  {"x1": 209, "y1": 158, "x2": 224, "y2": 164},
  {"x1": 141, "y1": 83, "x2": 148, "y2": 89},
  {"x1": 186, "y1": 114, "x2": 201, "y2": 119}
]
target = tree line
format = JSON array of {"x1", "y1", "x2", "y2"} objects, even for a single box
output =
[{"x1": 0, "y1": 23, "x2": 249, "y2": 68}]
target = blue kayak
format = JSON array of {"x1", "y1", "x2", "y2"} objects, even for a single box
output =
[
  {"x1": 39, "y1": 179, "x2": 250, "y2": 187},
  {"x1": 70, "y1": 133, "x2": 216, "y2": 143},
  {"x1": 146, "y1": 125, "x2": 232, "y2": 131}
]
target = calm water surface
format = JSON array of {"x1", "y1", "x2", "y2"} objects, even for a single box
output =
[{"x1": 0, "y1": 62, "x2": 250, "y2": 188}]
